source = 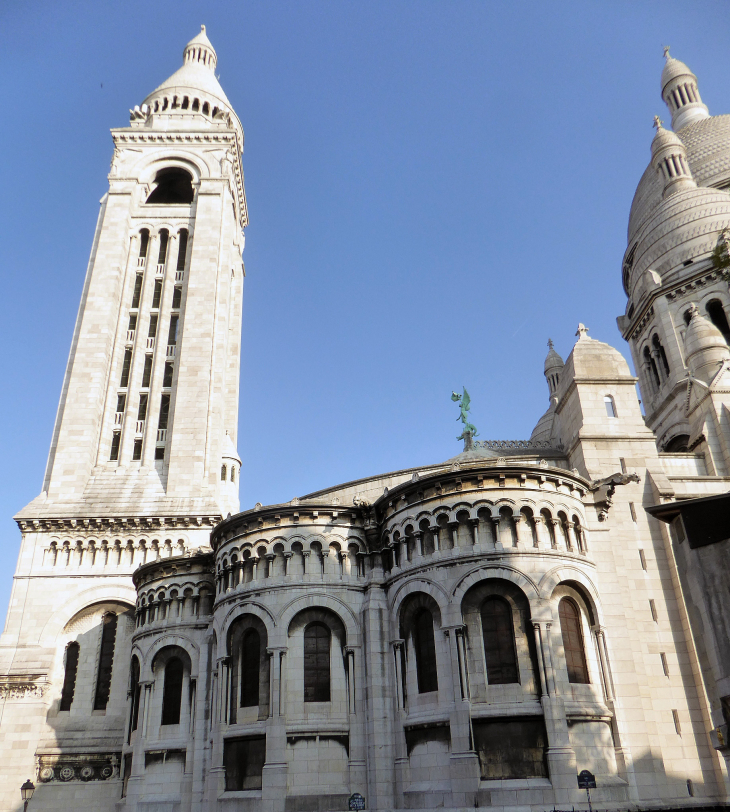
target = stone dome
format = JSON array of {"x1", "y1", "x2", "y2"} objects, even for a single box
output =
[
  {"x1": 626, "y1": 185, "x2": 730, "y2": 296},
  {"x1": 628, "y1": 114, "x2": 730, "y2": 249},
  {"x1": 564, "y1": 325, "x2": 633, "y2": 379},
  {"x1": 530, "y1": 405, "x2": 555, "y2": 443},
  {"x1": 544, "y1": 340, "x2": 564, "y2": 373},
  {"x1": 661, "y1": 56, "x2": 697, "y2": 92}
]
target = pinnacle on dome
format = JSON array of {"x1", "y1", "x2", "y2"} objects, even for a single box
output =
[
  {"x1": 184, "y1": 25, "x2": 217, "y2": 71},
  {"x1": 660, "y1": 46, "x2": 709, "y2": 131},
  {"x1": 650, "y1": 114, "x2": 696, "y2": 197},
  {"x1": 683, "y1": 303, "x2": 730, "y2": 383},
  {"x1": 543, "y1": 339, "x2": 564, "y2": 399}
]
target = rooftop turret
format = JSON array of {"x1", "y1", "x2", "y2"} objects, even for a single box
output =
[{"x1": 661, "y1": 47, "x2": 709, "y2": 131}]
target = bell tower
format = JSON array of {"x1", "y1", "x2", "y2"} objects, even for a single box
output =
[{"x1": 0, "y1": 29, "x2": 246, "y2": 808}]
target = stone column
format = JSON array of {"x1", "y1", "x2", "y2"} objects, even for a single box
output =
[
  {"x1": 550, "y1": 519, "x2": 560, "y2": 549},
  {"x1": 399, "y1": 537, "x2": 408, "y2": 567},
  {"x1": 346, "y1": 645, "x2": 367, "y2": 798},
  {"x1": 391, "y1": 640, "x2": 409, "y2": 802},
  {"x1": 448, "y1": 521, "x2": 460, "y2": 550},
  {"x1": 594, "y1": 627, "x2": 615, "y2": 701},
  {"x1": 414, "y1": 531, "x2": 424, "y2": 559},
  {"x1": 283, "y1": 552, "x2": 292, "y2": 576},
  {"x1": 491, "y1": 515, "x2": 503, "y2": 549},
  {"x1": 430, "y1": 523, "x2": 441, "y2": 552},
  {"x1": 469, "y1": 519, "x2": 480, "y2": 548},
  {"x1": 302, "y1": 550, "x2": 310, "y2": 576},
  {"x1": 566, "y1": 521, "x2": 577, "y2": 552}
]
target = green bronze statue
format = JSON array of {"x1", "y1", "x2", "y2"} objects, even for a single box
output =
[{"x1": 451, "y1": 387, "x2": 478, "y2": 449}]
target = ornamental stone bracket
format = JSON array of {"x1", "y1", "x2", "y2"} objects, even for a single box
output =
[
  {"x1": 589, "y1": 473, "x2": 641, "y2": 521},
  {"x1": 0, "y1": 674, "x2": 49, "y2": 700}
]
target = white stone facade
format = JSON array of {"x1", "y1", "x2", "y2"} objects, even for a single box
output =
[{"x1": 2, "y1": 32, "x2": 730, "y2": 812}]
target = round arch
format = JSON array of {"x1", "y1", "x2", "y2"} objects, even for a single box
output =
[
  {"x1": 538, "y1": 565, "x2": 602, "y2": 623},
  {"x1": 39, "y1": 584, "x2": 136, "y2": 646},
  {"x1": 276, "y1": 593, "x2": 359, "y2": 648},
  {"x1": 140, "y1": 633, "x2": 200, "y2": 681}
]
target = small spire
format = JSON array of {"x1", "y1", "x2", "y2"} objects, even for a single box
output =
[
  {"x1": 653, "y1": 114, "x2": 664, "y2": 130},
  {"x1": 547, "y1": 338, "x2": 554, "y2": 350},
  {"x1": 663, "y1": 45, "x2": 671, "y2": 60},
  {"x1": 576, "y1": 323, "x2": 589, "y2": 340}
]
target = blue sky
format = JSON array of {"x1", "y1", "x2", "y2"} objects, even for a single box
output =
[{"x1": 1, "y1": 1, "x2": 729, "y2": 625}]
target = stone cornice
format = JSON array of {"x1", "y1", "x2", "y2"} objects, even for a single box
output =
[
  {"x1": 16, "y1": 515, "x2": 221, "y2": 534},
  {"x1": 0, "y1": 673, "x2": 48, "y2": 699}
]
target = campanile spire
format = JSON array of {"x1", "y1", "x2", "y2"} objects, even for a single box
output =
[{"x1": 661, "y1": 48, "x2": 709, "y2": 131}]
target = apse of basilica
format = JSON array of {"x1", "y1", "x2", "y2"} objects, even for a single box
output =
[{"x1": 2, "y1": 28, "x2": 730, "y2": 812}]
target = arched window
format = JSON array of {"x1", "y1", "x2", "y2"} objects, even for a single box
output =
[
  {"x1": 161, "y1": 657, "x2": 184, "y2": 724},
  {"x1": 60, "y1": 641, "x2": 80, "y2": 711},
  {"x1": 481, "y1": 598, "x2": 519, "y2": 684},
  {"x1": 231, "y1": 466, "x2": 236, "y2": 483},
  {"x1": 413, "y1": 608, "x2": 438, "y2": 693},
  {"x1": 652, "y1": 334, "x2": 670, "y2": 377},
  {"x1": 644, "y1": 346, "x2": 660, "y2": 389},
  {"x1": 665, "y1": 434, "x2": 690, "y2": 452},
  {"x1": 221, "y1": 464, "x2": 227, "y2": 481},
  {"x1": 604, "y1": 395, "x2": 617, "y2": 418},
  {"x1": 177, "y1": 229, "x2": 189, "y2": 271},
  {"x1": 706, "y1": 299, "x2": 730, "y2": 343},
  {"x1": 93, "y1": 612, "x2": 118, "y2": 710},
  {"x1": 240, "y1": 629, "x2": 260, "y2": 707},
  {"x1": 139, "y1": 229, "x2": 150, "y2": 258},
  {"x1": 146, "y1": 168, "x2": 194, "y2": 204},
  {"x1": 157, "y1": 229, "x2": 169, "y2": 265},
  {"x1": 128, "y1": 656, "x2": 141, "y2": 740},
  {"x1": 303, "y1": 622, "x2": 331, "y2": 702},
  {"x1": 558, "y1": 598, "x2": 589, "y2": 684}
]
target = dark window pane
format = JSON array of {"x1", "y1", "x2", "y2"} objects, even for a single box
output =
[
  {"x1": 60, "y1": 642, "x2": 80, "y2": 711},
  {"x1": 120, "y1": 349, "x2": 132, "y2": 388},
  {"x1": 158, "y1": 394, "x2": 170, "y2": 430},
  {"x1": 413, "y1": 609, "x2": 438, "y2": 693},
  {"x1": 116, "y1": 394, "x2": 126, "y2": 413},
  {"x1": 138, "y1": 230, "x2": 150, "y2": 259},
  {"x1": 168, "y1": 315, "x2": 179, "y2": 345},
  {"x1": 177, "y1": 230, "x2": 188, "y2": 271},
  {"x1": 481, "y1": 598, "x2": 519, "y2": 684},
  {"x1": 240, "y1": 629, "x2": 261, "y2": 707},
  {"x1": 172, "y1": 285, "x2": 182, "y2": 309},
  {"x1": 224, "y1": 736, "x2": 265, "y2": 791},
  {"x1": 161, "y1": 657, "x2": 184, "y2": 725},
  {"x1": 132, "y1": 439, "x2": 142, "y2": 460},
  {"x1": 131, "y1": 274, "x2": 143, "y2": 308},
  {"x1": 559, "y1": 598, "x2": 589, "y2": 684},
  {"x1": 137, "y1": 393, "x2": 148, "y2": 420},
  {"x1": 128, "y1": 313, "x2": 137, "y2": 331},
  {"x1": 148, "y1": 313, "x2": 158, "y2": 338},
  {"x1": 152, "y1": 280, "x2": 162, "y2": 309},
  {"x1": 155, "y1": 446, "x2": 165, "y2": 460},
  {"x1": 110, "y1": 432, "x2": 121, "y2": 461},
  {"x1": 157, "y1": 230, "x2": 169, "y2": 264},
  {"x1": 129, "y1": 657, "x2": 141, "y2": 740},
  {"x1": 221, "y1": 465, "x2": 227, "y2": 481},
  {"x1": 94, "y1": 613, "x2": 118, "y2": 710},
  {"x1": 142, "y1": 355, "x2": 152, "y2": 388},
  {"x1": 163, "y1": 362, "x2": 174, "y2": 388},
  {"x1": 304, "y1": 622, "x2": 331, "y2": 702}
]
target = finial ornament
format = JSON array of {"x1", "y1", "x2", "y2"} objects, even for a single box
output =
[
  {"x1": 451, "y1": 387, "x2": 478, "y2": 450},
  {"x1": 653, "y1": 115, "x2": 664, "y2": 130},
  {"x1": 547, "y1": 338, "x2": 554, "y2": 350},
  {"x1": 663, "y1": 45, "x2": 671, "y2": 60},
  {"x1": 575, "y1": 323, "x2": 589, "y2": 340}
]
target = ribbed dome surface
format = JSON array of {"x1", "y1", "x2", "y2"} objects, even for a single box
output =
[
  {"x1": 628, "y1": 186, "x2": 730, "y2": 293},
  {"x1": 629, "y1": 115, "x2": 730, "y2": 244},
  {"x1": 544, "y1": 342, "x2": 564, "y2": 373},
  {"x1": 661, "y1": 56, "x2": 696, "y2": 90}
]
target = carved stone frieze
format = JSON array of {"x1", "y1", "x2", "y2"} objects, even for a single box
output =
[
  {"x1": 37, "y1": 753, "x2": 121, "y2": 783},
  {"x1": 16, "y1": 515, "x2": 222, "y2": 534},
  {"x1": 0, "y1": 675, "x2": 48, "y2": 700}
]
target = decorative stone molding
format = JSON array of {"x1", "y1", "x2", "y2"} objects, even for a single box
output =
[
  {"x1": 37, "y1": 753, "x2": 120, "y2": 783},
  {"x1": 0, "y1": 674, "x2": 48, "y2": 699},
  {"x1": 16, "y1": 515, "x2": 221, "y2": 533}
]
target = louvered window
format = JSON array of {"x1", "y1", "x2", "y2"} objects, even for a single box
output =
[
  {"x1": 558, "y1": 598, "x2": 589, "y2": 684},
  {"x1": 60, "y1": 642, "x2": 80, "y2": 711},
  {"x1": 303, "y1": 622, "x2": 331, "y2": 702},
  {"x1": 481, "y1": 597, "x2": 519, "y2": 684},
  {"x1": 93, "y1": 613, "x2": 118, "y2": 710}
]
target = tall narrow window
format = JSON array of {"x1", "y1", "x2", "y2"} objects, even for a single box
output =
[
  {"x1": 481, "y1": 597, "x2": 519, "y2": 684},
  {"x1": 158, "y1": 394, "x2": 170, "y2": 430},
  {"x1": 94, "y1": 612, "x2": 118, "y2": 710},
  {"x1": 652, "y1": 334, "x2": 670, "y2": 376},
  {"x1": 413, "y1": 608, "x2": 438, "y2": 693},
  {"x1": 128, "y1": 313, "x2": 137, "y2": 331},
  {"x1": 60, "y1": 641, "x2": 80, "y2": 711},
  {"x1": 161, "y1": 657, "x2": 184, "y2": 725},
  {"x1": 644, "y1": 346, "x2": 660, "y2": 389},
  {"x1": 137, "y1": 393, "x2": 148, "y2": 420},
  {"x1": 221, "y1": 464, "x2": 227, "y2": 481},
  {"x1": 138, "y1": 229, "x2": 150, "y2": 259},
  {"x1": 148, "y1": 314, "x2": 158, "y2": 338},
  {"x1": 168, "y1": 314, "x2": 179, "y2": 345},
  {"x1": 129, "y1": 656, "x2": 141, "y2": 739},
  {"x1": 116, "y1": 394, "x2": 126, "y2": 413},
  {"x1": 110, "y1": 432, "x2": 121, "y2": 461},
  {"x1": 172, "y1": 285, "x2": 182, "y2": 309},
  {"x1": 240, "y1": 629, "x2": 261, "y2": 707},
  {"x1": 558, "y1": 598, "x2": 589, "y2": 684},
  {"x1": 707, "y1": 299, "x2": 730, "y2": 344},
  {"x1": 155, "y1": 446, "x2": 165, "y2": 461},
  {"x1": 231, "y1": 467, "x2": 236, "y2": 483},
  {"x1": 604, "y1": 395, "x2": 617, "y2": 418},
  {"x1": 132, "y1": 439, "x2": 142, "y2": 460},
  {"x1": 163, "y1": 362, "x2": 174, "y2": 388},
  {"x1": 142, "y1": 355, "x2": 153, "y2": 388},
  {"x1": 131, "y1": 274, "x2": 143, "y2": 308},
  {"x1": 177, "y1": 230, "x2": 188, "y2": 271},
  {"x1": 157, "y1": 230, "x2": 169, "y2": 265},
  {"x1": 120, "y1": 349, "x2": 132, "y2": 388},
  {"x1": 303, "y1": 622, "x2": 331, "y2": 702},
  {"x1": 152, "y1": 279, "x2": 162, "y2": 308}
]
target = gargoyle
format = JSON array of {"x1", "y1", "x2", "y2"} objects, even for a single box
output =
[{"x1": 589, "y1": 472, "x2": 641, "y2": 522}]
